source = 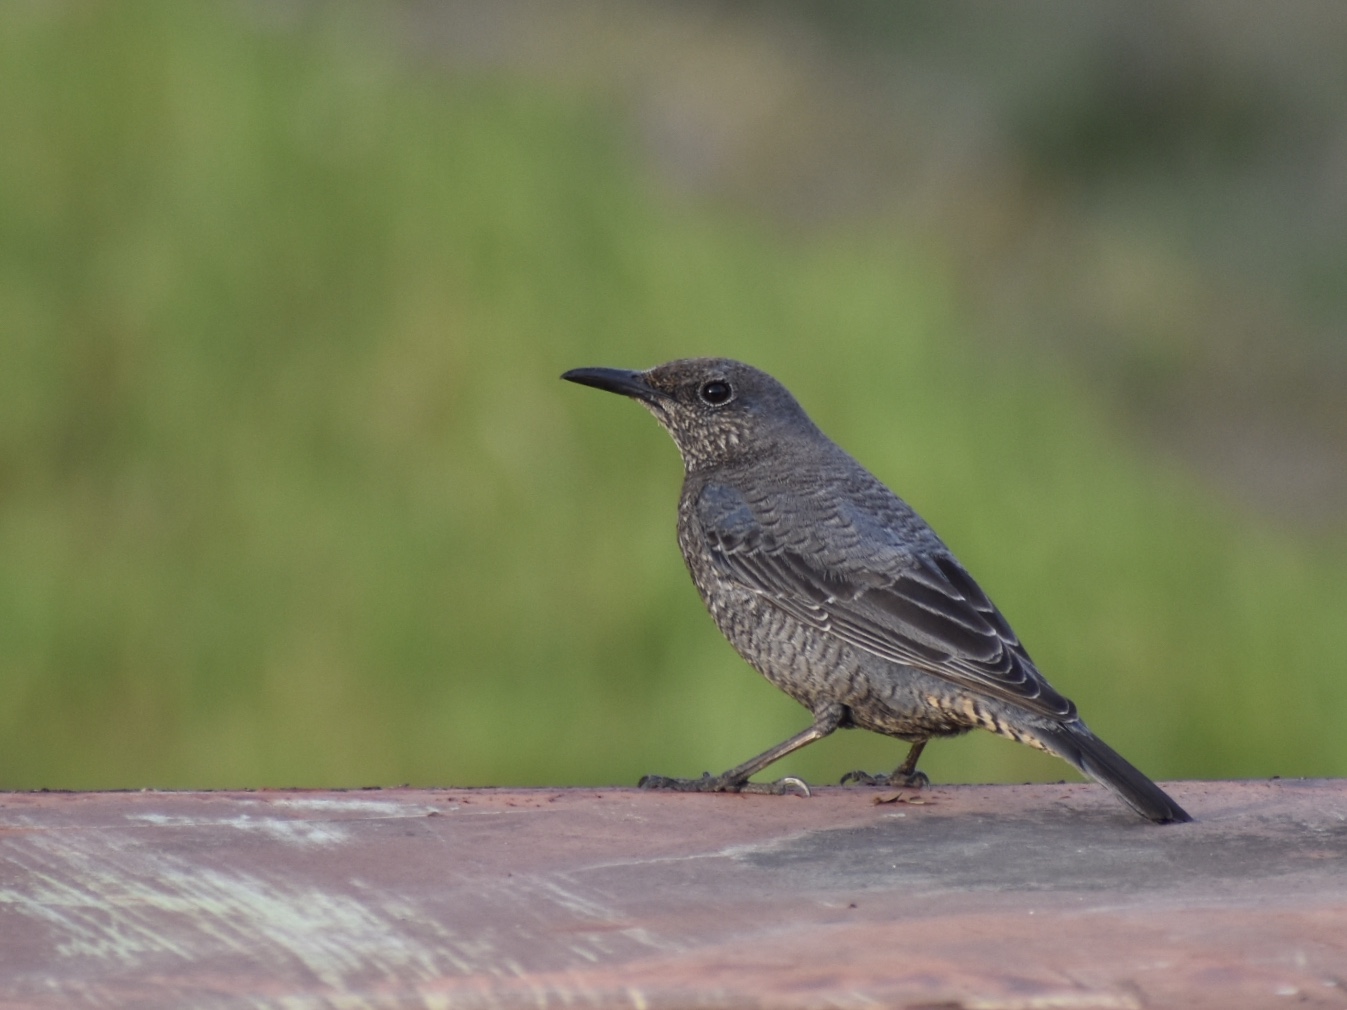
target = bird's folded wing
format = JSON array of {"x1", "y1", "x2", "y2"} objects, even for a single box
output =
[{"x1": 698, "y1": 491, "x2": 1075, "y2": 720}]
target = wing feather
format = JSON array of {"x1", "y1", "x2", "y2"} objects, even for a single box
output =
[{"x1": 697, "y1": 485, "x2": 1075, "y2": 720}]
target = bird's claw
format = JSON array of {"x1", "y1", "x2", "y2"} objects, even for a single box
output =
[
  {"x1": 638, "y1": 772, "x2": 716, "y2": 791},
  {"x1": 638, "y1": 773, "x2": 811, "y2": 797},
  {"x1": 739, "y1": 776, "x2": 811, "y2": 797},
  {"x1": 840, "y1": 770, "x2": 886, "y2": 787},
  {"x1": 840, "y1": 769, "x2": 929, "y2": 789}
]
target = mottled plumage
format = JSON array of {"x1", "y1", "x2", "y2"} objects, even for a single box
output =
[{"x1": 563, "y1": 358, "x2": 1190, "y2": 823}]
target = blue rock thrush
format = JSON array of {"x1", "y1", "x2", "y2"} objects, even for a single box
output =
[{"x1": 563, "y1": 358, "x2": 1190, "y2": 823}]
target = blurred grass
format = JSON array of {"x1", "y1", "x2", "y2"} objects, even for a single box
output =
[{"x1": 0, "y1": 3, "x2": 1344, "y2": 790}]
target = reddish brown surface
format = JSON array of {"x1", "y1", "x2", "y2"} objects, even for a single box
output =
[{"x1": 1, "y1": 780, "x2": 1345, "y2": 1008}]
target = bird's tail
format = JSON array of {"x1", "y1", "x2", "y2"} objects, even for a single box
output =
[{"x1": 1035, "y1": 722, "x2": 1191, "y2": 824}]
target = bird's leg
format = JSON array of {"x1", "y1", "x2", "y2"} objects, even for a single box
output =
[
  {"x1": 639, "y1": 703, "x2": 845, "y2": 797},
  {"x1": 840, "y1": 740, "x2": 929, "y2": 788}
]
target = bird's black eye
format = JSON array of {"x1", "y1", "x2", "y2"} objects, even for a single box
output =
[{"x1": 698, "y1": 380, "x2": 733, "y2": 406}]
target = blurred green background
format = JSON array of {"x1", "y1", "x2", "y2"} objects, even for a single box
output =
[{"x1": 2, "y1": 1, "x2": 1345, "y2": 791}]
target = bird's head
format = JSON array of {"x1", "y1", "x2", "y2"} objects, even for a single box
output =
[{"x1": 562, "y1": 357, "x2": 821, "y2": 471}]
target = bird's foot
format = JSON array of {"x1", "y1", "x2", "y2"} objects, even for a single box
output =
[
  {"x1": 638, "y1": 772, "x2": 721, "y2": 792},
  {"x1": 840, "y1": 769, "x2": 930, "y2": 789},
  {"x1": 739, "y1": 776, "x2": 811, "y2": 797},
  {"x1": 839, "y1": 770, "x2": 886, "y2": 787},
  {"x1": 638, "y1": 773, "x2": 811, "y2": 797}
]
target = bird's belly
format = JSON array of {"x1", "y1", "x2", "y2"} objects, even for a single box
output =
[{"x1": 699, "y1": 583, "x2": 854, "y2": 711}]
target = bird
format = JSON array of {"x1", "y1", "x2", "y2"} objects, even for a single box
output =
[{"x1": 562, "y1": 358, "x2": 1190, "y2": 823}]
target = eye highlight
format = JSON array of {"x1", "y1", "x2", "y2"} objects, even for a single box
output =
[{"x1": 698, "y1": 380, "x2": 733, "y2": 406}]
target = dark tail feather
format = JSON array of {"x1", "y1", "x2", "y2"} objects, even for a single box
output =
[{"x1": 1038, "y1": 722, "x2": 1192, "y2": 824}]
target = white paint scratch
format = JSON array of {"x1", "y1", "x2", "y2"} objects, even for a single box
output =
[
  {"x1": 0, "y1": 831, "x2": 442, "y2": 989},
  {"x1": 269, "y1": 797, "x2": 437, "y2": 818},
  {"x1": 125, "y1": 813, "x2": 350, "y2": 847}
]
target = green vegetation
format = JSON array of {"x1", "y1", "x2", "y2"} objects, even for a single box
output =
[{"x1": 1, "y1": 3, "x2": 1343, "y2": 790}]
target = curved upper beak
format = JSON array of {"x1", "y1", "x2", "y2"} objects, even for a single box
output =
[{"x1": 561, "y1": 367, "x2": 666, "y2": 404}]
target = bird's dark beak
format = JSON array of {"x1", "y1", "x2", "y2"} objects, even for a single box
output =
[{"x1": 561, "y1": 367, "x2": 666, "y2": 405}]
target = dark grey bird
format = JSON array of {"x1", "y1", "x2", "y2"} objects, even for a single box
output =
[{"x1": 562, "y1": 358, "x2": 1190, "y2": 823}]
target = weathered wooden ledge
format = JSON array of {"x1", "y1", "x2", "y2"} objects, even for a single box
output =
[{"x1": 1, "y1": 780, "x2": 1344, "y2": 1009}]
